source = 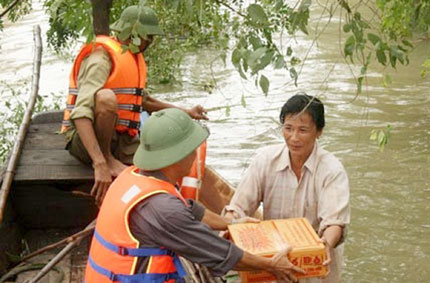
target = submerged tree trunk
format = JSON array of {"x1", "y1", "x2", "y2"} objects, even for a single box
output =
[{"x1": 91, "y1": 0, "x2": 113, "y2": 35}]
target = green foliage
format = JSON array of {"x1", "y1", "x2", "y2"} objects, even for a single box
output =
[
  {"x1": 43, "y1": 0, "x2": 93, "y2": 52},
  {"x1": 0, "y1": 81, "x2": 62, "y2": 163},
  {"x1": 340, "y1": 5, "x2": 414, "y2": 94},
  {"x1": 420, "y1": 58, "x2": 430, "y2": 77},
  {"x1": 1, "y1": 0, "x2": 429, "y2": 93},
  {"x1": 376, "y1": 0, "x2": 430, "y2": 39},
  {"x1": 0, "y1": 0, "x2": 32, "y2": 29},
  {"x1": 370, "y1": 124, "x2": 392, "y2": 151}
]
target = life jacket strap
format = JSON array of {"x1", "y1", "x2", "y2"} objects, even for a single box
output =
[
  {"x1": 88, "y1": 255, "x2": 185, "y2": 282},
  {"x1": 117, "y1": 119, "x2": 140, "y2": 129},
  {"x1": 94, "y1": 230, "x2": 175, "y2": 257},
  {"x1": 68, "y1": 87, "x2": 147, "y2": 96}
]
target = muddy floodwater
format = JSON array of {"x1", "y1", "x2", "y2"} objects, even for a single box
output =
[{"x1": 0, "y1": 2, "x2": 429, "y2": 282}]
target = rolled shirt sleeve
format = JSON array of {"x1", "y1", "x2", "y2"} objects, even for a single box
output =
[
  {"x1": 69, "y1": 48, "x2": 112, "y2": 123},
  {"x1": 316, "y1": 160, "x2": 350, "y2": 245},
  {"x1": 130, "y1": 193, "x2": 244, "y2": 276}
]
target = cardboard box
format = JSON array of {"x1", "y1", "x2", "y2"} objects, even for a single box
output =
[{"x1": 228, "y1": 218, "x2": 327, "y2": 282}]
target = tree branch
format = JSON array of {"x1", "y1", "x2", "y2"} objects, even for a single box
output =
[
  {"x1": 0, "y1": 0, "x2": 21, "y2": 18},
  {"x1": 214, "y1": 0, "x2": 246, "y2": 18}
]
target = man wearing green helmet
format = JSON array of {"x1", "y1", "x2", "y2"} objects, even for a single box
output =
[
  {"x1": 61, "y1": 5, "x2": 208, "y2": 205},
  {"x1": 85, "y1": 108, "x2": 305, "y2": 283}
]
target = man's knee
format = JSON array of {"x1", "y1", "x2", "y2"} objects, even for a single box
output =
[{"x1": 95, "y1": 89, "x2": 117, "y2": 114}]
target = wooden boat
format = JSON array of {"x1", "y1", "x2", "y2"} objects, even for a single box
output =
[{"x1": 0, "y1": 110, "x2": 237, "y2": 282}]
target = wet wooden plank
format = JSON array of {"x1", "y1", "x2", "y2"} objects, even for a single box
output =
[
  {"x1": 23, "y1": 131, "x2": 66, "y2": 150},
  {"x1": 14, "y1": 165, "x2": 93, "y2": 182},
  {"x1": 27, "y1": 123, "x2": 61, "y2": 135},
  {"x1": 18, "y1": 150, "x2": 81, "y2": 166},
  {"x1": 32, "y1": 110, "x2": 63, "y2": 124}
]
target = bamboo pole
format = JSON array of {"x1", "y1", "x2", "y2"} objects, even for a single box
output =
[
  {"x1": 0, "y1": 25, "x2": 43, "y2": 223},
  {"x1": 200, "y1": 265, "x2": 217, "y2": 283},
  {"x1": 27, "y1": 220, "x2": 96, "y2": 283},
  {"x1": 180, "y1": 257, "x2": 201, "y2": 283}
]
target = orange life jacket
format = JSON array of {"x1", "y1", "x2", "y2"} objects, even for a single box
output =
[
  {"x1": 85, "y1": 166, "x2": 187, "y2": 283},
  {"x1": 179, "y1": 141, "x2": 207, "y2": 200},
  {"x1": 61, "y1": 36, "x2": 147, "y2": 137}
]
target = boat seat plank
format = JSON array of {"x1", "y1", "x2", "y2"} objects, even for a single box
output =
[
  {"x1": 28, "y1": 123, "x2": 61, "y2": 135},
  {"x1": 24, "y1": 131, "x2": 66, "y2": 150},
  {"x1": 12, "y1": 111, "x2": 94, "y2": 183},
  {"x1": 31, "y1": 110, "x2": 64, "y2": 124},
  {"x1": 15, "y1": 165, "x2": 93, "y2": 182},
  {"x1": 18, "y1": 149, "x2": 82, "y2": 166}
]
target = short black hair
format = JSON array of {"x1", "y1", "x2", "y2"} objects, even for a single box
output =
[{"x1": 279, "y1": 93, "x2": 325, "y2": 130}]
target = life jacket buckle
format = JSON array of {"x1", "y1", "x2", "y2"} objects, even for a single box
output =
[
  {"x1": 118, "y1": 246, "x2": 128, "y2": 256},
  {"x1": 128, "y1": 120, "x2": 140, "y2": 129},
  {"x1": 132, "y1": 104, "x2": 143, "y2": 112}
]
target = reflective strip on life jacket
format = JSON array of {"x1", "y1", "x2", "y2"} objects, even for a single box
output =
[
  {"x1": 179, "y1": 141, "x2": 207, "y2": 200},
  {"x1": 117, "y1": 119, "x2": 140, "y2": 129}
]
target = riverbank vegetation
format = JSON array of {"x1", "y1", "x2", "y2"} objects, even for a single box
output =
[{"x1": 0, "y1": 0, "x2": 429, "y2": 161}]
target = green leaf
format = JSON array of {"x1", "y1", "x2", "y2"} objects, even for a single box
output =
[
  {"x1": 369, "y1": 130, "x2": 378, "y2": 141},
  {"x1": 402, "y1": 39, "x2": 413, "y2": 48},
  {"x1": 238, "y1": 64, "x2": 247, "y2": 80},
  {"x1": 118, "y1": 26, "x2": 132, "y2": 42},
  {"x1": 225, "y1": 105, "x2": 231, "y2": 117},
  {"x1": 290, "y1": 56, "x2": 301, "y2": 66},
  {"x1": 369, "y1": 125, "x2": 392, "y2": 151},
  {"x1": 289, "y1": 67, "x2": 298, "y2": 86},
  {"x1": 259, "y1": 75, "x2": 269, "y2": 95},
  {"x1": 257, "y1": 50, "x2": 274, "y2": 72},
  {"x1": 339, "y1": 0, "x2": 352, "y2": 13},
  {"x1": 248, "y1": 4, "x2": 269, "y2": 27},
  {"x1": 231, "y1": 48, "x2": 241, "y2": 67},
  {"x1": 344, "y1": 35, "x2": 355, "y2": 57},
  {"x1": 129, "y1": 44, "x2": 139, "y2": 54},
  {"x1": 286, "y1": 46, "x2": 293, "y2": 56},
  {"x1": 220, "y1": 53, "x2": 227, "y2": 66},
  {"x1": 343, "y1": 23, "x2": 352, "y2": 33},
  {"x1": 249, "y1": 35, "x2": 262, "y2": 49},
  {"x1": 241, "y1": 94, "x2": 247, "y2": 107},
  {"x1": 367, "y1": 33, "x2": 380, "y2": 45},
  {"x1": 247, "y1": 47, "x2": 266, "y2": 68},
  {"x1": 357, "y1": 76, "x2": 363, "y2": 94},
  {"x1": 132, "y1": 36, "x2": 141, "y2": 46},
  {"x1": 382, "y1": 74, "x2": 392, "y2": 87},
  {"x1": 389, "y1": 53, "x2": 397, "y2": 68},
  {"x1": 299, "y1": 0, "x2": 312, "y2": 11},
  {"x1": 135, "y1": 22, "x2": 148, "y2": 39},
  {"x1": 376, "y1": 49, "x2": 387, "y2": 65},
  {"x1": 274, "y1": 55, "x2": 285, "y2": 69}
]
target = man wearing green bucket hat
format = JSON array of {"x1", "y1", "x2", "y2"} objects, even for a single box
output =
[
  {"x1": 84, "y1": 108, "x2": 305, "y2": 283},
  {"x1": 61, "y1": 5, "x2": 208, "y2": 205}
]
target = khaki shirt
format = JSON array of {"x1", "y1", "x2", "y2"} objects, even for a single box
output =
[
  {"x1": 64, "y1": 48, "x2": 139, "y2": 160},
  {"x1": 224, "y1": 143, "x2": 350, "y2": 283}
]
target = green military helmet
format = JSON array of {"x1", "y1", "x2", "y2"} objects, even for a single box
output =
[
  {"x1": 110, "y1": 5, "x2": 164, "y2": 38},
  {"x1": 133, "y1": 108, "x2": 209, "y2": 171}
]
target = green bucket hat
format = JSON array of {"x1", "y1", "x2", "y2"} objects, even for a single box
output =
[
  {"x1": 110, "y1": 5, "x2": 164, "y2": 37},
  {"x1": 134, "y1": 108, "x2": 209, "y2": 171}
]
